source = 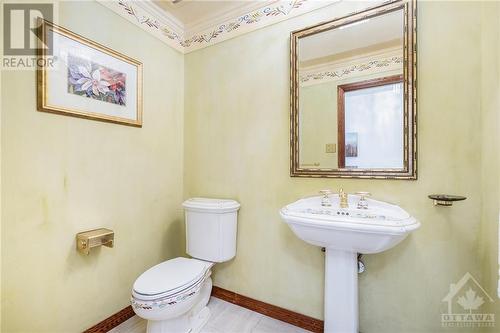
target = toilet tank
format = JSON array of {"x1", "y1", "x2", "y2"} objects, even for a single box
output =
[{"x1": 182, "y1": 198, "x2": 240, "y2": 263}]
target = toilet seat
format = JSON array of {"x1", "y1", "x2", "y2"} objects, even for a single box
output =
[{"x1": 132, "y1": 257, "x2": 213, "y2": 302}]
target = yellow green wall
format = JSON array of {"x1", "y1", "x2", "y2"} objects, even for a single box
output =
[
  {"x1": 0, "y1": 9, "x2": 3, "y2": 328},
  {"x1": 1, "y1": 1, "x2": 185, "y2": 332},
  {"x1": 300, "y1": 82, "x2": 338, "y2": 168},
  {"x1": 184, "y1": 1, "x2": 489, "y2": 332},
  {"x1": 479, "y1": 0, "x2": 500, "y2": 329},
  {"x1": 2, "y1": 1, "x2": 500, "y2": 333}
]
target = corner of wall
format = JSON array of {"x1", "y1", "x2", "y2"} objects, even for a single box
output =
[
  {"x1": 479, "y1": 0, "x2": 500, "y2": 324},
  {"x1": 0, "y1": 13, "x2": 3, "y2": 333},
  {"x1": 1, "y1": 2, "x2": 4, "y2": 329}
]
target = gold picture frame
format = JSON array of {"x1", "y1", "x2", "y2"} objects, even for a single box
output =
[
  {"x1": 37, "y1": 19, "x2": 143, "y2": 127},
  {"x1": 290, "y1": 0, "x2": 417, "y2": 179}
]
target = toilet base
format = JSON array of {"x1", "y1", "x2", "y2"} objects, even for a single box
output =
[
  {"x1": 190, "y1": 306, "x2": 210, "y2": 333},
  {"x1": 146, "y1": 278, "x2": 212, "y2": 333},
  {"x1": 146, "y1": 306, "x2": 210, "y2": 333}
]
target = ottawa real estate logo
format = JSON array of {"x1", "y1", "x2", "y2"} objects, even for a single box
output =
[{"x1": 442, "y1": 272, "x2": 495, "y2": 328}]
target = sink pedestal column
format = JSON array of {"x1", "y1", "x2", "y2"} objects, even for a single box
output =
[{"x1": 324, "y1": 248, "x2": 358, "y2": 333}]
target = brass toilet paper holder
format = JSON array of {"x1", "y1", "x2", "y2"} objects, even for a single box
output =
[{"x1": 76, "y1": 228, "x2": 114, "y2": 255}]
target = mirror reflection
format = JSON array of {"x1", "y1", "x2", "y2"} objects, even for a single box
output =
[{"x1": 297, "y1": 8, "x2": 406, "y2": 171}]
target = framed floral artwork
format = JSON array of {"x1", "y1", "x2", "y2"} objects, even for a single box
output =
[{"x1": 37, "y1": 19, "x2": 143, "y2": 127}]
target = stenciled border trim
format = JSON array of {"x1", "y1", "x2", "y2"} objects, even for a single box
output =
[
  {"x1": 98, "y1": 0, "x2": 185, "y2": 52},
  {"x1": 97, "y1": 0, "x2": 339, "y2": 54},
  {"x1": 300, "y1": 55, "x2": 403, "y2": 86}
]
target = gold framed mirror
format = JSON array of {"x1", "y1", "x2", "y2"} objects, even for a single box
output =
[{"x1": 290, "y1": 0, "x2": 416, "y2": 179}]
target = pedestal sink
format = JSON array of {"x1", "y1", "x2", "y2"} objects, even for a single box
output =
[{"x1": 280, "y1": 193, "x2": 420, "y2": 333}]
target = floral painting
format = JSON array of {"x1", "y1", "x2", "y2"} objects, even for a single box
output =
[
  {"x1": 38, "y1": 19, "x2": 142, "y2": 126},
  {"x1": 67, "y1": 54, "x2": 127, "y2": 106}
]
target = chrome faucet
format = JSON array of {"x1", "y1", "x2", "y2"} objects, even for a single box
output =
[{"x1": 339, "y1": 188, "x2": 349, "y2": 209}]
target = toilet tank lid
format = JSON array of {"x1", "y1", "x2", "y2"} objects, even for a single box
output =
[{"x1": 183, "y1": 197, "x2": 240, "y2": 212}]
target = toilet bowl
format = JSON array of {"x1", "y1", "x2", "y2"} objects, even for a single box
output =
[
  {"x1": 131, "y1": 258, "x2": 214, "y2": 333},
  {"x1": 131, "y1": 198, "x2": 240, "y2": 333}
]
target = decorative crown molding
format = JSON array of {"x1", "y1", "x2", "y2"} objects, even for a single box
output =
[
  {"x1": 139, "y1": 0, "x2": 185, "y2": 32},
  {"x1": 181, "y1": 0, "x2": 279, "y2": 34},
  {"x1": 97, "y1": 0, "x2": 340, "y2": 54},
  {"x1": 98, "y1": 0, "x2": 185, "y2": 52}
]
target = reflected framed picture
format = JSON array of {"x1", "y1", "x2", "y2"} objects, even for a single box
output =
[
  {"x1": 345, "y1": 132, "x2": 358, "y2": 157},
  {"x1": 37, "y1": 19, "x2": 143, "y2": 127}
]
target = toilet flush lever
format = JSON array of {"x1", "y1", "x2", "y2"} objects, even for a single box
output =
[{"x1": 76, "y1": 228, "x2": 114, "y2": 255}]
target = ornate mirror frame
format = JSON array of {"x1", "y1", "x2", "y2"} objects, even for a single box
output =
[{"x1": 290, "y1": 0, "x2": 417, "y2": 179}]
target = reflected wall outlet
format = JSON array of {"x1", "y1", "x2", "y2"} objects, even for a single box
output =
[{"x1": 326, "y1": 143, "x2": 336, "y2": 153}]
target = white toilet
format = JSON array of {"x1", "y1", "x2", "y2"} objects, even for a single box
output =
[{"x1": 131, "y1": 198, "x2": 240, "y2": 333}]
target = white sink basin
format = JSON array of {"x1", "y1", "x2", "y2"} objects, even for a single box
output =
[
  {"x1": 280, "y1": 194, "x2": 420, "y2": 333},
  {"x1": 280, "y1": 194, "x2": 419, "y2": 253}
]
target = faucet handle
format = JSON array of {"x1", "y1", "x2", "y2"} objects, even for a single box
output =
[
  {"x1": 319, "y1": 189, "x2": 332, "y2": 206},
  {"x1": 356, "y1": 192, "x2": 371, "y2": 209}
]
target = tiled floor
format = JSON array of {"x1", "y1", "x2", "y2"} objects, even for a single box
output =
[{"x1": 109, "y1": 297, "x2": 310, "y2": 333}]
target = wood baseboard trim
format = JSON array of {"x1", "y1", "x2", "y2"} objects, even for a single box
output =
[
  {"x1": 211, "y1": 286, "x2": 324, "y2": 333},
  {"x1": 83, "y1": 305, "x2": 135, "y2": 333},
  {"x1": 84, "y1": 287, "x2": 323, "y2": 333}
]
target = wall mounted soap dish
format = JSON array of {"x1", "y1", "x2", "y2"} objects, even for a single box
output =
[{"x1": 428, "y1": 194, "x2": 467, "y2": 207}]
